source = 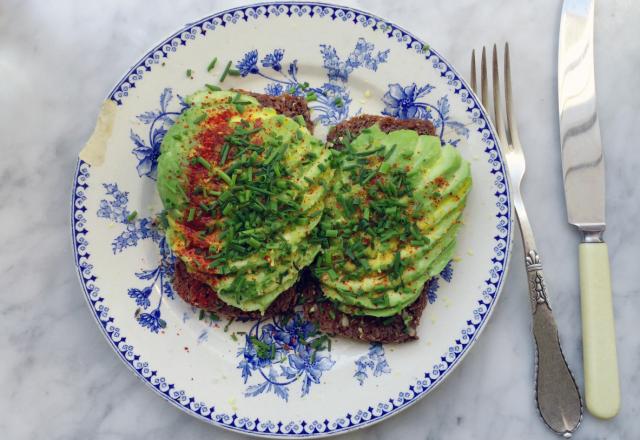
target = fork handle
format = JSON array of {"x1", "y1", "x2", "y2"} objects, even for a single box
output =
[
  {"x1": 579, "y1": 242, "x2": 620, "y2": 419},
  {"x1": 514, "y1": 197, "x2": 582, "y2": 435},
  {"x1": 526, "y1": 250, "x2": 583, "y2": 436}
]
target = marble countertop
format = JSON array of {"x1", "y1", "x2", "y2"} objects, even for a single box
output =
[{"x1": 2, "y1": 0, "x2": 639, "y2": 438}]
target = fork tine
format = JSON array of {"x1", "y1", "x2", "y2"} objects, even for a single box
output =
[
  {"x1": 470, "y1": 49, "x2": 477, "y2": 93},
  {"x1": 480, "y1": 47, "x2": 489, "y2": 109},
  {"x1": 491, "y1": 44, "x2": 507, "y2": 145},
  {"x1": 504, "y1": 42, "x2": 521, "y2": 146}
]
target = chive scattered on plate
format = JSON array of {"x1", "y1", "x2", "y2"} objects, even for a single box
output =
[
  {"x1": 207, "y1": 57, "x2": 218, "y2": 72},
  {"x1": 219, "y1": 61, "x2": 233, "y2": 83}
]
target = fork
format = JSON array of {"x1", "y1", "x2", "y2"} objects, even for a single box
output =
[{"x1": 470, "y1": 44, "x2": 583, "y2": 437}]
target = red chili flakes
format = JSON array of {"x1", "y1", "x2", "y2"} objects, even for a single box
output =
[{"x1": 433, "y1": 176, "x2": 447, "y2": 187}]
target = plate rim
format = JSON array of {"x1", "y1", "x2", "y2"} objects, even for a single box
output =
[{"x1": 71, "y1": 1, "x2": 514, "y2": 437}]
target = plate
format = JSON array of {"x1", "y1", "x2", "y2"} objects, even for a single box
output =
[{"x1": 71, "y1": 2, "x2": 512, "y2": 437}]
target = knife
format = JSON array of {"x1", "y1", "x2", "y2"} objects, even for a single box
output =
[{"x1": 558, "y1": 0, "x2": 620, "y2": 419}]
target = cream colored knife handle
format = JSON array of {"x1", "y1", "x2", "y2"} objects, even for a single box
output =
[{"x1": 579, "y1": 242, "x2": 620, "y2": 419}]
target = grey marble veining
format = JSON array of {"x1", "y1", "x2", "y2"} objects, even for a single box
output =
[{"x1": 1, "y1": 0, "x2": 638, "y2": 439}]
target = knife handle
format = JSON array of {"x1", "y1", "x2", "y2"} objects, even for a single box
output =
[{"x1": 579, "y1": 242, "x2": 620, "y2": 419}]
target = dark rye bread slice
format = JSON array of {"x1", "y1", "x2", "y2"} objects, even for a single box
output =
[
  {"x1": 301, "y1": 274, "x2": 431, "y2": 344},
  {"x1": 173, "y1": 260, "x2": 298, "y2": 319},
  {"x1": 171, "y1": 91, "x2": 313, "y2": 319},
  {"x1": 233, "y1": 89, "x2": 314, "y2": 132},
  {"x1": 304, "y1": 115, "x2": 438, "y2": 343},
  {"x1": 326, "y1": 114, "x2": 436, "y2": 146}
]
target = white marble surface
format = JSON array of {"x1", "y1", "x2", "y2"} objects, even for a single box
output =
[{"x1": 1, "y1": 0, "x2": 639, "y2": 438}]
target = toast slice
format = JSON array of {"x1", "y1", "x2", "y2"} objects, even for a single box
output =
[
  {"x1": 304, "y1": 115, "x2": 438, "y2": 343},
  {"x1": 171, "y1": 91, "x2": 314, "y2": 319}
]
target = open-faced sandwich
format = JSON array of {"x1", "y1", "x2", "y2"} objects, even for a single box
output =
[
  {"x1": 157, "y1": 88, "x2": 333, "y2": 319},
  {"x1": 303, "y1": 115, "x2": 472, "y2": 343},
  {"x1": 157, "y1": 88, "x2": 471, "y2": 343}
]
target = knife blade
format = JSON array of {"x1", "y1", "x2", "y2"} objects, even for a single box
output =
[
  {"x1": 558, "y1": 0, "x2": 620, "y2": 419},
  {"x1": 558, "y1": 0, "x2": 604, "y2": 231}
]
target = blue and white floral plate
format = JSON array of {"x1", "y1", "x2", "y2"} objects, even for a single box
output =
[{"x1": 72, "y1": 2, "x2": 512, "y2": 437}]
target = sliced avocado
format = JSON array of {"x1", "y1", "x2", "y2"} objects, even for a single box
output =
[
  {"x1": 157, "y1": 89, "x2": 333, "y2": 313},
  {"x1": 313, "y1": 124, "x2": 471, "y2": 318}
]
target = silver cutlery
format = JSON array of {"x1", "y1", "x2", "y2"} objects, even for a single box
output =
[
  {"x1": 558, "y1": 0, "x2": 620, "y2": 419},
  {"x1": 471, "y1": 44, "x2": 583, "y2": 436}
]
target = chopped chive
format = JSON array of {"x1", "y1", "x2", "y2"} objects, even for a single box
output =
[
  {"x1": 222, "y1": 203, "x2": 234, "y2": 216},
  {"x1": 207, "y1": 57, "x2": 218, "y2": 72},
  {"x1": 341, "y1": 163, "x2": 357, "y2": 171},
  {"x1": 264, "y1": 145, "x2": 283, "y2": 165},
  {"x1": 186, "y1": 68, "x2": 192, "y2": 78},
  {"x1": 355, "y1": 146, "x2": 385, "y2": 157},
  {"x1": 246, "y1": 185, "x2": 274, "y2": 196},
  {"x1": 324, "y1": 229, "x2": 339, "y2": 238},
  {"x1": 219, "y1": 191, "x2": 232, "y2": 202},
  {"x1": 305, "y1": 92, "x2": 317, "y2": 102},
  {"x1": 333, "y1": 97, "x2": 343, "y2": 107},
  {"x1": 363, "y1": 207, "x2": 370, "y2": 220},
  {"x1": 289, "y1": 180, "x2": 303, "y2": 191},
  {"x1": 228, "y1": 68, "x2": 241, "y2": 76},
  {"x1": 205, "y1": 83, "x2": 221, "y2": 92},
  {"x1": 294, "y1": 115, "x2": 306, "y2": 127},
  {"x1": 383, "y1": 144, "x2": 397, "y2": 161},
  {"x1": 380, "y1": 230, "x2": 396, "y2": 242},
  {"x1": 216, "y1": 169, "x2": 233, "y2": 185},
  {"x1": 224, "y1": 317, "x2": 235, "y2": 332},
  {"x1": 220, "y1": 143, "x2": 230, "y2": 165},
  {"x1": 196, "y1": 156, "x2": 212, "y2": 170},
  {"x1": 247, "y1": 237, "x2": 261, "y2": 248},
  {"x1": 193, "y1": 113, "x2": 207, "y2": 124},
  {"x1": 219, "y1": 61, "x2": 233, "y2": 83},
  {"x1": 187, "y1": 207, "x2": 196, "y2": 222},
  {"x1": 361, "y1": 170, "x2": 377, "y2": 186},
  {"x1": 126, "y1": 211, "x2": 138, "y2": 222}
]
